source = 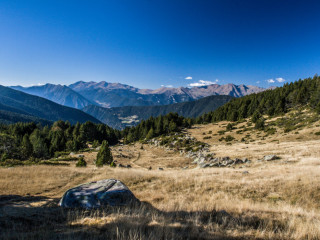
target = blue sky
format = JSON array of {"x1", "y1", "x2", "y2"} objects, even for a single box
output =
[{"x1": 0, "y1": 0, "x2": 319, "y2": 89}]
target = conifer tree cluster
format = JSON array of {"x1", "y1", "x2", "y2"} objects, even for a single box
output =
[
  {"x1": 0, "y1": 121, "x2": 120, "y2": 161},
  {"x1": 195, "y1": 75, "x2": 320, "y2": 124},
  {"x1": 122, "y1": 112, "x2": 192, "y2": 143}
]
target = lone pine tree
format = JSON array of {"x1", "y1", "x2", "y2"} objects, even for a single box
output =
[{"x1": 96, "y1": 140, "x2": 113, "y2": 167}]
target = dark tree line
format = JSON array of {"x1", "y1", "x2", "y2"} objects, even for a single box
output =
[
  {"x1": 1, "y1": 75, "x2": 319, "y2": 162},
  {"x1": 194, "y1": 75, "x2": 320, "y2": 124},
  {"x1": 122, "y1": 112, "x2": 193, "y2": 143},
  {"x1": 0, "y1": 121, "x2": 120, "y2": 161}
]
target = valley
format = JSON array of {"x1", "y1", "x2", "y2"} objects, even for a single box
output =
[
  {"x1": 1, "y1": 111, "x2": 320, "y2": 239},
  {"x1": 1, "y1": 1, "x2": 319, "y2": 239}
]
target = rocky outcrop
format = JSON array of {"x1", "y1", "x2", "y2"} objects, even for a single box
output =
[
  {"x1": 148, "y1": 133, "x2": 251, "y2": 168},
  {"x1": 59, "y1": 179, "x2": 139, "y2": 208}
]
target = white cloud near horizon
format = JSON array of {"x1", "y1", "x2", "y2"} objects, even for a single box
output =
[
  {"x1": 185, "y1": 76, "x2": 192, "y2": 80},
  {"x1": 267, "y1": 79, "x2": 275, "y2": 83},
  {"x1": 161, "y1": 84, "x2": 174, "y2": 88},
  {"x1": 188, "y1": 79, "x2": 219, "y2": 87},
  {"x1": 276, "y1": 77, "x2": 286, "y2": 83}
]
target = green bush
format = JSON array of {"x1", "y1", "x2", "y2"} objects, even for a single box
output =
[
  {"x1": 265, "y1": 127, "x2": 276, "y2": 135},
  {"x1": 218, "y1": 130, "x2": 226, "y2": 135},
  {"x1": 92, "y1": 140, "x2": 100, "y2": 148},
  {"x1": 255, "y1": 119, "x2": 265, "y2": 130},
  {"x1": 225, "y1": 135, "x2": 235, "y2": 142},
  {"x1": 226, "y1": 123, "x2": 233, "y2": 131},
  {"x1": 76, "y1": 157, "x2": 87, "y2": 167}
]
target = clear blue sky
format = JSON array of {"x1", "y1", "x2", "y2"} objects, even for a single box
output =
[{"x1": 0, "y1": 0, "x2": 319, "y2": 89}]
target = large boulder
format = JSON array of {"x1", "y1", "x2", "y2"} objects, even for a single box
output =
[{"x1": 59, "y1": 179, "x2": 139, "y2": 208}]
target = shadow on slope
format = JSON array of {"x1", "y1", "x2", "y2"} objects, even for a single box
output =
[{"x1": 0, "y1": 195, "x2": 283, "y2": 240}]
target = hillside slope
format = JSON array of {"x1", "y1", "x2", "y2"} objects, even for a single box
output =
[
  {"x1": 0, "y1": 85, "x2": 101, "y2": 124},
  {"x1": 197, "y1": 75, "x2": 320, "y2": 123},
  {"x1": 83, "y1": 95, "x2": 233, "y2": 129},
  {"x1": 0, "y1": 102, "x2": 52, "y2": 125},
  {"x1": 11, "y1": 84, "x2": 94, "y2": 109}
]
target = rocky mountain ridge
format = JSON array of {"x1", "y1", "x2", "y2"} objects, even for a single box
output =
[{"x1": 11, "y1": 81, "x2": 265, "y2": 109}]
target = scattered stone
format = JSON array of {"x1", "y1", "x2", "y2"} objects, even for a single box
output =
[
  {"x1": 126, "y1": 164, "x2": 132, "y2": 168},
  {"x1": 148, "y1": 166, "x2": 152, "y2": 170},
  {"x1": 198, "y1": 162, "x2": 210, "y2": 168},
  {"x1": 242, "y1": 171, "x2": 249, "y2": 174},
  {"x1": 158, "y1": 167, "x2": 164, "y2": 171},
  {"x1": 263, "y1": 155, "x2": 278, "y2": 161},
  {"x1": 59, "y1": 179, "x2": 139, "y2": 208}
]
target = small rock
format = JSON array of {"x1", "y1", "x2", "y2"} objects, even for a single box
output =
[
  {"x1": 242, "y1": 171, "x2": 249, "y2": 174},
  {"x1": 233, "y1": 159, "x2": 242, "y2": 165},
  {"x1": 158, "y1": 167, "x2": 164, "y2": 171},
  {"x1": 199, "y1": 162, "x2": 210, "y2": 168},
  {"x1": 264, "y1": 155, "x2": 278, "y2": 161}
]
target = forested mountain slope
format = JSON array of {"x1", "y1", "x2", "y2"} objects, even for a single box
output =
[
  {"x1": 83, "y1": 95, "x2": 233, "y2": 129},
  {"x1": 0, "y1": 85, "x2": 101, "y2": 124}
]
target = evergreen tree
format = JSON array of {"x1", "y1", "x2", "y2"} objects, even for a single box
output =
[
  {"x1": 30, "y1": 129, "x2": 49, "y2": 159},
  {"x1": 20, "y1": 134, "x2": 32, "y2": 160},
  {"x1": 96, "y1": 140, "x2": 113, "y2": 167},
  {"x1": 146, "y1": 128, "x2": 155, "y2": 139}
]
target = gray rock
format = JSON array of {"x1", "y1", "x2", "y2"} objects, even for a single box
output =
[
  {"x1": 199, "y1": 162, "x2": 210, "y2": 168},
  {"x1": 59, "y1": 179, "x2": 139, "y2": 209},
  {"x1": 242, "y1": 171, "x2": 249, "y2": 174},
  {"x1": 225, "y1": 159, "x2": 234, "y2": 165},
  {"x1": 158, "y1": 167, "x2": 164, "y2": 170},
  {"x1": 234, "y1": 159, "x2": 243, "y2": 165},
  {"x1": 264, "y1": 155, "x2": 278, "y2": 161}
]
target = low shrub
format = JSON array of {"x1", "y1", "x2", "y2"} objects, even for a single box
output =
[{"x1": 76, "y1": 157, "x2": 87, "y2": 167}]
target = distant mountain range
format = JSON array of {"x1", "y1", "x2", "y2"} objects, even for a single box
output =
[
  {"x1": 11, "y1": 84, "x2": 94, "y2": 109},
  {"x1": 0, "y1": 85, "x2": 100, "y2": 124},
  {"x1": 11, "y1": 81, "x2": 265, "y2": 109},
  {"x1": 82, "y1": 95, "x2": 234, "y2": 129}
]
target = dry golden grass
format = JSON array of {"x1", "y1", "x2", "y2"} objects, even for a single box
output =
[{"x1": 1, "y1": 114, "x2": 320, "y2": 239}]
